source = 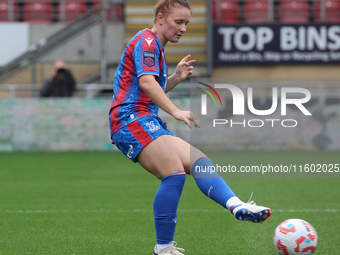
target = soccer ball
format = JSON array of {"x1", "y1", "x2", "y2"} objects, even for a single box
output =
[{"x1": 273, "y1": 219, "x2": 318, "y2": 255}]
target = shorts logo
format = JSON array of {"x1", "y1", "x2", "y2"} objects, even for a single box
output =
[
  {"x1": 143, "y1": 51, "x2": 155, "y2": 67},
  {"x1": 127, "y1": 145, "x2": 134, "y2": 158},
  {"x1": 146, "y1": 121, "x2": 160, "y2": 133}
]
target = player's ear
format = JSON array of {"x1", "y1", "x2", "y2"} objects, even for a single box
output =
[{"x1": 157, "y1": 12, "x2": 164, "y2": 26}]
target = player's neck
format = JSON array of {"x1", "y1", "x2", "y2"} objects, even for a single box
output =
[{"x1": 151, "y1": 25, "x2": 168, "y2": 47}]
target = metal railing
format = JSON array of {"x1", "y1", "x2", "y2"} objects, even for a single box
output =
[
  {"x1": 0, "y1": 82, "x2": 192, "y2": 99},
  {"x1": 0, "y1": 83, "x2": 112, "y2": 99},
  {"x1": 1, "y1": 81, "x2": 340, "y2": 100}
]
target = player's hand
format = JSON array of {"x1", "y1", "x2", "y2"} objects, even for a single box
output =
[
  {"x1": 172, "y1": 110, "x2": 200, "y2": 128},
  {"x1": 174, "y1": 55, "x2": 196, "y2": 82}
]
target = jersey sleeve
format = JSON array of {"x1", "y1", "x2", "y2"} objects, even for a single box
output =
[{"x1": 133, "y1": 34, "x2": 160, "y2": 78}]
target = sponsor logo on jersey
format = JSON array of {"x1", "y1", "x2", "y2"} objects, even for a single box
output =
[
  {"x1": 143, "y1": 51, "x2": 155, "y2": 67},
  {"x1": 145, "y1": 37, "x2": 153, "y2": 46}
]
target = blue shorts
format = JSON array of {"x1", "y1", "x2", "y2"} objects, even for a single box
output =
[{"x1": 112, "y1": 115, "x2": 176, "y2": 163}]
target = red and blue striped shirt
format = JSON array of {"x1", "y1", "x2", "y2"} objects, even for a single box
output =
[{"x1": 109, "y1": 29, "x2": 168, "y2": 136}]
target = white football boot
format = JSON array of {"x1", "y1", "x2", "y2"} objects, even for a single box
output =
[
  {"x1": 153, "y1": 242, "x2": 185, "y2": 255},
  {"x1": 230, "y1": 193, "x2": 272, "y2": 223}
]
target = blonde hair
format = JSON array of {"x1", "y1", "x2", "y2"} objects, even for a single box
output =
[{"x1": 153, "y1": 0, "x2": 191, "y2": 23}]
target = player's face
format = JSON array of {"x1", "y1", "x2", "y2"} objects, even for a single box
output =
[{"x1": 162, "y1": 5, "x2": 191, "y2": 43}]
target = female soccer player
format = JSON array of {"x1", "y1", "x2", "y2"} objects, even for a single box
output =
[{"x1": 109, "y1": 0, "x2": 272, "y2": 254}]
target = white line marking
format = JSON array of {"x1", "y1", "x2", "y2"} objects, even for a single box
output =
[{"x1": 1, "y1": 209, "x2": 339, "y2": 214}]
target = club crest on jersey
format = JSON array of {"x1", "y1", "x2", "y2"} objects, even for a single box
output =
[
  {"x1": 143, "y1": 51, "x2": 155, "y2": 67},
  {"x1": 146, "y1": 121, "x2": 160, "y2": 132}
]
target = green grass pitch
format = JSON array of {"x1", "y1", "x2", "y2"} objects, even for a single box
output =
[{"x1": 1, "y1": 151, "x2": 339, "y2": 254}]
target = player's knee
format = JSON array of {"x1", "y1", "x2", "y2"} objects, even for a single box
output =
[
  {"x1": 183, "y1": 162, "x2": 191, "y2": 174},
  {"x1": 172, "y1": 160, "x2": 185, "y2": 173},
  {"x1": 161, "y1": 171, "x2": 187, "y2": 185},
  {"x1": 172, "y1": 172, "x2": 186, "y2": 185},
  {"x1": 157, "y1": 162, "x2": 186, "y2": 180}
]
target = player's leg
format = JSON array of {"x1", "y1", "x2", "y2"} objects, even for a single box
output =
[
  {"x1": 137, "y1": 134, "x2": 185, "y2": 178},
  {"x1": 170, "y1": 136, "x2": 272, "y2": 223},
  {"x1": 136, "y1": 135, "x2": 186, "y2": 253},
  {"x1": 168, "y1": 136, "x2": 239, "y2": 208}
]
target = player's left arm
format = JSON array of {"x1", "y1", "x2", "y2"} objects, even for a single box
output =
[{"x1": 165, "y1": 55, "x2": 196, "y2": 93}]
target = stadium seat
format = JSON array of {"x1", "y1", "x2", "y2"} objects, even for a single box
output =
[
  {"x1": 61, "y1": 1, "x2": 88, "y2": 22},
  {"x1": 314, "y1": 0, "x2": 340, "y2": 22},
  {"x1": 114, "y1": 4, "x2": 123, "y2": 22},
  {"x1": 279, "y1": 1, "x2": 310, "y2": 23},
  {"x1": 23, "y1": 2, "x2": 53, "y2": 23},
  {"x1": 92, "y1": 1, "x2": 111, "y2": 21},
  {"x1": 0, "y1": 2, "x2": 9, "y2": 21},
  {"x1": 91, "y1": 1, "x2": 123, "y2": 22},
  {"x1": 0, "y1": 2, "x2": 19, "y2": 22},
  {"x1": 244, "y1": 1, "x2": 269, "y2": 23},
  {"x1": 279, "y1": 16, "x2": 310, "y2": 23},
  {"x1": 212, "y1": 0, "x2": 240, "y2": 23}
]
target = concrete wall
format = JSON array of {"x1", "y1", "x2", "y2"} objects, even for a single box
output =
[
  {"x1": 30, "y1": 23, "x2": 125, "y2": 63},
  {"x1": 0, "y1": 98, "x2": 187, "y2": 152},
  {"x1": 1, "y1": 22, "x2": 125, "y2": 85},
  {"x1": 1, "y1": 97, "x2": 339, "y2": 152}
]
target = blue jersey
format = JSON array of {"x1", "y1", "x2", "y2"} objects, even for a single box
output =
[{"x1": 109, "y1": 29, "x2": 168, "y2": 135}]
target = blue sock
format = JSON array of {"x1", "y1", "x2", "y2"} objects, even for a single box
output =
[
  {"x1": 191, "y1": 157, "x2": 236, "y2": 208},
  {"x1": 154, "y1": 171, "x2": 186, "y2": 244}
]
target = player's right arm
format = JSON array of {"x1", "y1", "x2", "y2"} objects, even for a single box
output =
[{"x1": 139, "y1": 75, "x2": 199, "y2": 128}]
